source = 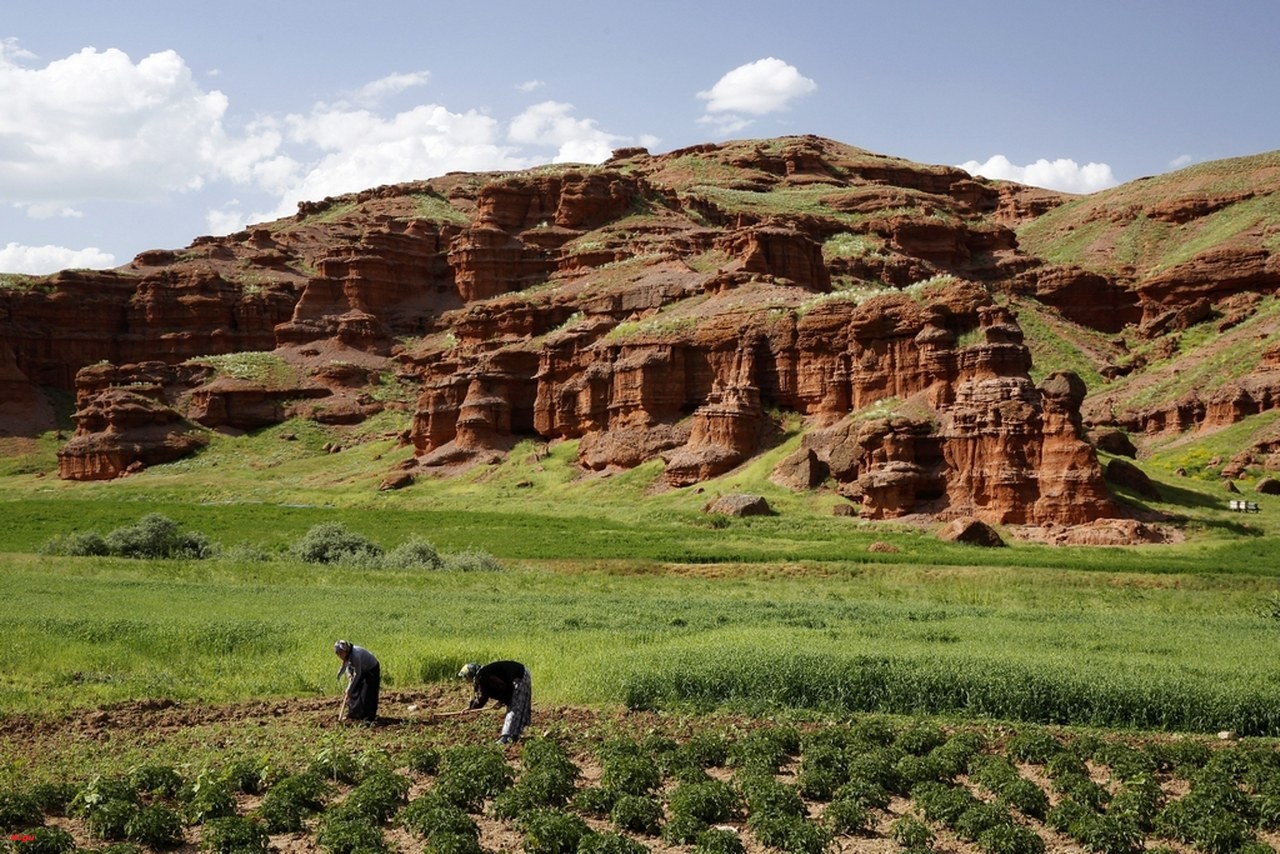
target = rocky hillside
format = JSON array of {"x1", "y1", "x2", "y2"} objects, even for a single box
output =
[{"x1": 2, "y1": 136, "x2": 1278, "y2": 528}]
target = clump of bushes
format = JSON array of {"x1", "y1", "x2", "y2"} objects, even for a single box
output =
[
  {"x1": 254, "y1": 772, "x2": 331, "y2": 833},
  {"x1": 491, "y1": 739, "x2": 580, "y2": 820},
  {"x1": 517, "y1": 808, "x2": 590, "y2": 854},
  {"x1": 433, "y1": 745, "x2": 513, "y2": 812},
  {"x1": 199, "y1": 816, "x2": 269, "y2": 854},
  {"x1": 41, "y1": 513, "x2": 215, "y2": 559}
]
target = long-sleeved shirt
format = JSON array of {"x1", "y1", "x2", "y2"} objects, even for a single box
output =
[
  {"x1": 468, "y1": 660, "x2": 527, "y2": 709},
  {"x1": 337, "y1": 645, "x2": 379, "y2": 687}
]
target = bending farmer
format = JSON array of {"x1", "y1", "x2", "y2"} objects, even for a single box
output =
[
  {"x1": 335, "y1": 640, "x2": 381, "y2": 722},
  {"x1": 458, "y1": 660, "x2": 531, "y2": 744}
]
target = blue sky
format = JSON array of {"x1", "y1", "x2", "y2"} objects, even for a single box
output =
[{"x1": 3, "y1": 0, "x2": 1278, "y2": 274}]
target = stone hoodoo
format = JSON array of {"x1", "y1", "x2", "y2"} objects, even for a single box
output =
[{"x1": 6, "y1": 134, "x2": 1279, "y2": 528}]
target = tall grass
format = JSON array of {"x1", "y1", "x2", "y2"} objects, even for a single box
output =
[{"x1": 7, "y1": 554, "x2": 1280, "y2": 733}]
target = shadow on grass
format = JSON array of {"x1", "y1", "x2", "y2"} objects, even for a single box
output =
[{"x1": 1111, "y1": 476, "x2": 1266, "y2": 538}]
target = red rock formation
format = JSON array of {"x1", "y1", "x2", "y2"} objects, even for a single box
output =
[{"x1": 57, "y1": 386, "x2": 207, "y2": 480}]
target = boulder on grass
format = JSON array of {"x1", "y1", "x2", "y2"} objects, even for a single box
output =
[
  {"x1": 1105, "y1": 458, "x2": 1161, "y2": 500},
  {"x1": 703, "y1": 494, "x2": 774, "y2": 517},
  {"x1": 1091, "y1": 428, "x2": 1138, "y2": 458},
  {"x1": 1257, "y1": 477, "x2": 1280, "y2": 495},
  {"x1": 938, "y1": 517, "x2": 1005, "y2": 547}
]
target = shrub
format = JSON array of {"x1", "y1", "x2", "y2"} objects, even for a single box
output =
[
  {"x1": 104, "y1": 513, "x2": 215, "y2": 560},
  {"x1": 183, "y1": 771, "x2": 237, "y2": 824},
  {"x1": 912, "y1": 781, "x2": 978, "y2": 827},
  {"x1": 384, "y1": 536, "x2": 443, "y2": 570},
  {"x1": 954, "y1": 803, "x2": 1014, "y2": 843},
  {"x1": 661, "y1": 812, "x2": 707, "y2": 845},
  {"x1": 667, "y1": 780, "x2": 738, "y2": 824},
  {"x1": 678, "y1": 733, "x2": 730, "y2": 768},
  {"x1": 999, "y1": 777, "x2": 1049, "y2": 821},
  {"x1": 86, "y1": 800, "x2": 140, "y2": 841},
  {"x1": 200, "y1": 816, "x2": 269, "y2": 854},
  {"x1": 218, "y1": 758, "x2": 271, "y2": 795},
  {"x1": 727, "y1": 727, "x2": 798, "y2": 774},
  {"x1": 28, "y1": 783, "x2": 77, "y2": 816},
  {"x1": 0, "y1": 791, "x2": 42, "y2": 830},
  {"x1": 400, "y1": 792, "x2": 478, "y2": 841},
  {"x1": 70, "y1": 775, "x2": 138, "y2": 819},
  {"x1": 255, "y1": 773, "x2": 330, "y2": 833},
  {"x1": 824, "y1": 797, "x2": 873, "y2": 834},
  {"x1": 851, "y1": 716, "x2": 898, "y2": 747},
  {"x1": 441, "y1": 548, "x2": 504, "y2": 572},
  {"x1": 404, "y1": 746, "x2": 441, "y2": 775},
  {"x1": 747, "y1": 814, "x2": 831, "y2": 854},
  {"x1": 896, "y1": 753, "x2": 950, "y2": 787},
  {"x1": 890, "y1": 814, "x2": 935, "y2": 853},
  {"x1": 833, "y1": 777, "x2": 891, "y2": 811},
  {"x1": 16, "y1": 827, "x2": 76, "y2": 854},
  {"x1": 1005, "y1": 728, "x2": 1063, "y2": 764},
  {"x1": 579, "y1": 831, "x2": 650, "y2": 854},
  {"x1": 610, "y1": 794, "x2": 662, "y2": 835},
  {"x1": 435, "y1": 745, "x2": 513, "y2": 811},
  {"x1": 896, "y1": 721, "x2": 947, "y2": 756},
  {"x1": 600, "y1": 751, "x2": 660, "y2": 797},
  {"x1": 291, "y1": 523, "x2": 384, "y2": 565},
  {"x1": 795, "y1": 766, "x2": 841, "y2": 801},
  {"x1": 315, "y1": 807, "x2": 388, "y2": 854},
  {"x1": 517, "y1": 808, "x2": 590, "y2": 854},
  {"x1": 570, "y1": 785, "x2": 617, "y2": 818},
  {"x1": 978, "y1": 823, "x2": 1046, "y2": 854},
  {"x1": 124, "y1": 804, "x2": 184, "y2": 848},
  {"x1": 40, "y1": 529, "x2": 109, "y2": 556},
  {"x1": 344, "y1": 771, "x2": 410, "y2": 823},
  {"x1": 309, "y1": 748, "x2": 365, "y2": 785},
  {"x1": 1045, "y1": 751, "x2": 1090, "y2": 781},
  {"x1": 737, "y1": 775, "x2": 804, "y2": 819},
  {"x1": 694, "y1": 827, "x2": 746, "y2": 854}
]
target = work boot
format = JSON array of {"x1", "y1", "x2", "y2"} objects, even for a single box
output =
[{"x1": 497, "y1": 735, "x2": 512, "y2": 745}]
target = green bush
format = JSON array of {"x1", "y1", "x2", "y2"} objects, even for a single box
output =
[
  {"x1": 104, "y1": 513, "x2": 215, "y2": 559},
  {"x1": 184, "y1": 771, "x2": 237, "y2": 824},
  {"x1": 39, "y1": 530, "x2": 108, "y2": 556},
  {"x1": 610, "y1": 794, "x2": 662, "y2": 835},
  {"x1": 747, "y1": 814, "x2": 831, "y2": 854},
  {"x1": 1005, "y1": 728, "x2": 1064, "y2": 764},
  {"x1": 384, "y1": 536, "x2": 443, "y2": 570},
  {"x1": 895, "y1": 720, "x2": 947, "y2": 756},
  {"x1": 344, "y1": 771, "x2": 410, "y2": 823},
  {"x1": 28, "y1": 783, "x2": 77, "y2": 816},
  {"x1": 694, "y1": 827, "x2": 746, "y2": 854},
  {"x1": 255, "y1": 773, "x2": 330, "y2": 833},
  {"x1": 954, "y1": 802, "x2": 1013, "y2": 842},
  {"x1": 400, "y1": 791, "x2": 478, "y2": 841},
  {"x1": 0, "y1": 791, "x2": 42, "y2": 830},
  {"x1": 404, "y1": 746, "x2": 442, "y2": 775},
  {"x1": 736, "y1": 775, "x2": 804, "y2": 819},
  {"x1": 578, "y1": 831, "x2": 649, "y2": 854},
  {"x1": 200, "y1": 816, "x2": 269, "y2": 854},
  {"x1": 999, "y1": 777, "x2": 1049, "y2": 821},
  {"x1": 434, "y1": 745, "x2": 513, "y2": 811},
  {"x1": 978, "y1": 823, "x2": 1046, "y2": 854},
  {"x1": 440, "y1": 548, "x2": 504, "y2": 572},
  {"x1": 315, "y1": 807, "x2": 388, "y2": 854},
  {"x1": 86, "y1": 800, "x2": 140, "y2": 841},
  {"x1": 890, "y1": 814, "x2": 935, "y2": 853},
  {"x1": 124, "y1": 804, "x2": 184, "y2": 848},
  {"x1": 517, "y1": 808, "x2": 589, "y2": 854},
  {"x1": 309, "y1": 748, "x2": 365, "y2": 785},
  {"x1": 570, "y1": 785, "x2": 618, "y2": 818},
  {"x1": 70, "y1": 775, "x2": 138, "y2": 819},
  {"x1": 599, "y1": 750, "x2": 660, "y2": 797},
  {"x1": 15, "y1": 827, "x2": 75, "y2": 854},
  {"x1": 661, "y1": 812, "x2": 708, "y2": 845},
  {"x1": 666, "y1": 780, "x2": 738, "y2": 824},
  {"x1": 832, "y1": 777, "x2": 891, "y2": 810},
  {"x1": 291, "y1": 523, "x2": 384, "y2": 565},
  {"x1": 911, "y1": 781, "x2": 979, "y2": 827},
  {"x1": 824, "y1": 797, "x2": 873, "y2": 834}
]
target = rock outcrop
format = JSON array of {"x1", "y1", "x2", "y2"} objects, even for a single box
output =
[{"x1": 7, "y1": 134, "x2": 1280, "y2": 530}]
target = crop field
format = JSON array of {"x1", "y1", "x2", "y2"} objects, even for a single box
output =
[{"x1": 3, "y1": 419, "x2": 1280, "y2": 854}]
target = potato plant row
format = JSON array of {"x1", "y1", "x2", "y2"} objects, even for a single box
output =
[{"x1": 2, "y1": 718, "x2": 1279, "y2": 854}]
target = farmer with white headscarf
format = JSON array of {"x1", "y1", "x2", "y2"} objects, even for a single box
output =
[
  {"x1": 334, "y1": 640, "x2": 381, "y2": 722},
  {"x1": 458, "y1": 660, "x2": 531, "y2": 744}
]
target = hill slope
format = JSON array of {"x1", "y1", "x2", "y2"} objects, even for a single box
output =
[{"x1": 2, "y1": 136, "x2": 1278, "y2": 531}]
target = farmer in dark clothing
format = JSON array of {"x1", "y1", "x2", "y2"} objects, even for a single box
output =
[
  {"x1": 458, "y1": 660, "x2": 532, "y2": 744},
  {"x1": 335, "y1": 640, "x2": 380, "y2": 722}
]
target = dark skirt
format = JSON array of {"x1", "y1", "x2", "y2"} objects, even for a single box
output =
[{"x1": 346, "y1": 664, "x2": 381, "y2": 721}]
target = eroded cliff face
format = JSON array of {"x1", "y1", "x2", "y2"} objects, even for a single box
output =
[{"x1": 6, "y1": 135, "x2": 1275, "y2": 526}]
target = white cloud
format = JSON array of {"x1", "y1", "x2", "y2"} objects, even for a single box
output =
[
  {"x1": 0, "y1": 41, "x2": 651, "y2": 245},
  {"x1": 1169, "y1": 154, "x2": 1196, "y2": 169},
  {"x1": 508, "y1": 101, "x2": 620, "y2": 163},
  {"x1": 958, "y1": 155, "x2": 1119, "y2": 194},
  {"x1": 516, "y1": 79, "x2": 545, "y2": 93},
  {"x1": 696, "y1": 57, "x2": 816, "y2": 133},
  {"x1": 0, "y1": 45, "x2": 242, "y2": 210},
  {"x1": 356, "y1": 71, "x2": 431, "y2": 104},
  {"x1": 0, "y1": 242, "x2": 114, "y2": 274}
]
